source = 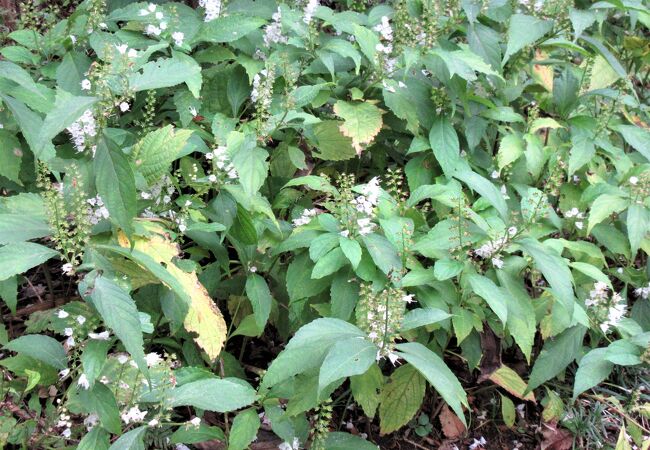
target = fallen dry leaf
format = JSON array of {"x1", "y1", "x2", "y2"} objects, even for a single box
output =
[
  {"x1": 439, "y1": 404, "x2": 466, "y2": 439},
  {"x1": 540, "y1": 422, "x2": 573, "y2": 450}
]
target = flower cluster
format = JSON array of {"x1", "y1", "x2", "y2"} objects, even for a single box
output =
[
  {"x1": 634, "y1": 283, "x2": 650, "y2": 300},
  {"x1": 206, "y1": 145, "x2": 238, "y2": 181},
  {"x1": 67, "y1": 109, "x2": 97, "y2": 154},
  {"x1": 474, "y1": 227, "x2": 517, "y2": 269},
  {"x1": 585, "y1": 281, "x2": 626, "y2": 333},
  {"x1": 347, "y1": 177, "x2": 381, "y2": 235},
  {"x1": 563, "y1": 207, "x2": 585, "y2": 230},
  {"x1": 303, "y1": 0, "x2": 319, "y2": 25},
  {"x1": 292, "y1": 208, "x2": 319, "y2": 227},
  {"x1": 263, "y1": 7, "x2": 287, "y2": 46},
  {"x1": 199, "y1": 0, "x2": 224, "y2": 22},
  {"x1": 356, "y1": 284, "x2": 414, "y2": 363},
  {"x1": 373, "y1": 16, "x2": 397, "y2": 74},
  {"x1": 86, "y1": 195, "x2": 110, "y2": 225},
  {"x1": 121, "y1": 405, "x2": 147, "y2": 424},
  {"x1": 140, "y1": 3, "x2": 184, "y2": 46}
]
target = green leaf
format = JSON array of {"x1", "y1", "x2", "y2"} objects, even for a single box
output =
[
  {"x1": 587, "y1": 194, "x2": 629, "y2": 234},
  {"x1": 38, "y1": 90, "x2": 97, "y2": 148},
  {"x1": 95, "y1": 139, "x2": 136, "y2": 237},
  {"x1": 339, "y1": 237, "x2": 362, "y2": 268},
  {"x1": 333, "y1": 100, "x2": 383, "y2": 153},
  {"x1": 286, "y1": 253, "x2": 331, "y2": 302},
  {"x1": 626, "y1": 204, "x2": 649, "y2": 256},
  {"x1": 0, "y1": 213, "x2": 50, "y2": 245},
  {"x1": 262, "y1": 318, "x2": 365, "y2": 389},
  {"x1": 352, "y1": 24, "x2": 380, "y2": 64},
  {"x1": 467, "y1": 275, "x2": 509, "y2": 324},
  {"x1": 497, "y1": 133, "x2": 524, "y2": 169},
  {"x1": 312, "y1": 247, "x2": 347, "y2": 279},
  {"x1": 617, "y1": 125, "x2": 650, "y2": 161},
  {"x1": 503, "y1": 14, "x2": 553, "y2": 63},
  {"x1": 0, "y1": 61, "x2": 49, "y2": 103},
  {"x1": 81, "y1": 339, "x2": 110, "y2": 385},
  {"x1": 168, "y1": 378, "x2": 256, "y2": 412},
  {"x1": 429, "y1": 116, "x2": 462, "y2": 176},
  {"x1": 91, "y1": 276, "x2": 148, "y2": 375},
  {"x1": 323, "y1": 432, "x2": 379, "y2": 450},
  {"x1": 0, "y1": 130, "x2": 23, "y2": 185},
  {"x1": 395, "y1": 342, "x2": 468, "y2": 426},
  {"x1": 245, "y1": 274, "x2": 272, "y2": 330},
  {"x1": 132, "y1": 125, "x2": 193, "y2": 184},
  {"x1": 80, "y1": 383, "x2": 122, "y2": 434},
  {"x1": 361, "y1": 233, "x2": 402, "y2": 276},
  {"x1": 311, "y1": 120, "x2": 357, "y2": 161},
  {"x1": 401, "y1": 308, "x2": 450, "y2": 331},
  {"x1": 4, "y1": 334, "x2": 67, "y2": 370},
  {"x1": 319, "y1": 337, "x2": 376, "y2": 393},
  {"x1": 78, "y1": 427, "x2": 110, "y2": 450},
  {"x1": 0, "y1": 94, "x2": 55, "y2": 161},
  {"x1": 330, "y1": 270, "x2": 359, "y2": 321},
  {"x1": 199, "y1": 14, "x2": 266, "y2": 43},
  {"x1": 519, "y1": 237, "x2": 575, "y2": 319},
  {"x1": 378, "y1": 364, "x2": 425, "y2": 434},
  {"x1": 0, "y1": 276, "x2": 18, "y2": 314},
  {"x1": 572, "y1": 348, "x2": 613, "y2": 400},
  {"x1": 108, "y1": 426, "x2": 147, "y2": 450},
  {"x1": 0, "y1": 242, "x2": 58, "y2": 281},
  {"x1": 433, "y1": 258, "x2": 463, "y2": 280},
  {"x1": 497, "y1": 272, "x2": 536, "y2": 362},
  {"x1": 170, "y1": 424, "x2": 225, "y2": 445},
  {"x1": 454, "y1": 169, "x2": 508, "y2": 220},
  {"x1": 129, "y1": 53, "x2": 202, "y2": 97},
  {"x1": 228, "y1": 409, "x2": 260, "y2": 450},
  {"x1": 527, "y1": 325, "x2": 586, "y2": 392},
  {"x1": 500, "y1": 394, "x2": 516, "y2": 428},
  {"x1": 350, "y1": 364, "x2": 383, "y2": 418},
  {"x1": 231, "y1": 144, "x2": 269, "y2": 196}
]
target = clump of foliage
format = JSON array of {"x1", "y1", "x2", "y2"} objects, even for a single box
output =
[{"x1": 0, "y1": 0, "x2": 648, "y2": 448}]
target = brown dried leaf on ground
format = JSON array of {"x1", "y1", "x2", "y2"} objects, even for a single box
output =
[
  {"x1": 540, "y1": 422, "x2": 573, "y2": 450},
  {"x1": 439, "y1": 404, "x2": 466, "y2": 439}
]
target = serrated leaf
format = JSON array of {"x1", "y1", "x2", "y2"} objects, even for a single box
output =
[
  {"x1": 503, "y1": 14, "x2": 553, "y2": 63},
  {"x1": 467, "y1": 275, "x2": 509, "y2": 324},
  {"x1": 401, "y1": 308, "x2": 450, "y2": 331},
  {"x1": 572, "y1": 348, "x2": 614, "y2": 400},
  {"x1": 379, "y1": 364, "x2": 425, "y2": 434},
  {"x1": 312, "y1": 120, "x2": 357, "y2": 161},
  {"x1": 497, "y1": 133, "x2": 524, "y2": 169},
  {"x1": 228, "y1": 409, "x2": 260, "y2": 450},
  {"x1": 351, "y1": 364, "x2": 383, "y2": 418},
  {"x1": 108, "y1": 426, "x2": 147, "y2": 450},
  {"x1": 333, "y1": 100, "x2": 383, "y2": 154},
  {"x1": 362, "y1": 233, "x2": 402, "y2": 276},
  {"x1": 245, "y1": 274, "x2": 272, "y2": 330},
  {"x1": 587, "y1": 194, "x2": 629, "y2": 234},
  {"x1": 132, "y1": 125, "x2": 193, "y2": 184},
  {"x1": 199, "y1": 14, "x2": 266, "y2": 43},
  {"x1": 128, "y1": 53, "x2": 202, "y2": 97},
  {"x1": 38, "y1": 90, "x2": 97, "y2": 148}
]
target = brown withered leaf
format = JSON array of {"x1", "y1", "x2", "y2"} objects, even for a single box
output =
[
  {"x1": 540, "y1": 422, "x2": 573, "y2": 450},
  {"x1": 439, "y1": 405, "x2": 466, "y2": 439}
]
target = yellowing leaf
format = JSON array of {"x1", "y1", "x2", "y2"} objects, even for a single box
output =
[
  {"x1": 333, "y1": 100, "x2": 383, "y2": 154},
  {"x1": 488, "y1": 364, "x2": 536, "y2": 402},
  {"x1": 532, "y1": 50, "x2": 553, "y2": 92},
  {"x1": 117, "y1": 222, "x2": 227, "y2": 360}
]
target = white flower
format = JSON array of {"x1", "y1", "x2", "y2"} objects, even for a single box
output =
[
  {"x1": 402, "y1": 294, "x2": 415, "y2": 303},
  {"x1": 159, "y1": 21, "x2": 168, "y2": 30},
  {"x1": 115, "y1": 44, "x2": 128, "y2": 54},
  {"x1": 77, "y1": 373, "x2": 90, "y2": 390},
  {"x1": 148, "y1": 3, "x2": 157, "y2": 12},
  {"x1": 70, "y1": 35, "x2": 77, "y2": 44},
  {"x1": 148, "y1": 418, "x2": 160, "y2": 427},
  {"x1": 77, "y1": 315, "x2": 86, "y2": 325},
  {"x1": 303, "y1": 0, "x2": 319, "y2": 24},
  {"x1": 155, "y1": 11, "x2": 163, "y2": 19},
  {"x1": 117, "y1": 354, "x2": 129, "y2": 364},
  {"x1": 121, "y1": 405, "x2": 147, "y2": 424},
  {"x1": 189, "y1": 106, "x2": 198, "y2": 117},
  {"x1": 491, "y1": 170, "x2": 499, "y2": 179},
  {"x1": 292, "y1": 208, "x2": 319, "y2": 227},
  {"x1": 99, "y1": 22, "x2": 107, "y2": 29},
  {"x1": 340, "y1": 230, "x2": 350, "y2": 237},
  {"x1": 373, "y1": 16, "x2": 393, "y2": 41},
  {"x1": 575, "y1": 221, "x2": 584, "y2": 230},
  {"x1": 61, "y1": 262, "x2": 74, "y2": 275},
  {"x1": 278, "y1": 437, "x2": 301, "y2": 450},
  {"x1": 81, "y1": 79, "x2": 91, "y2": 90},
  {"x1": 145, "y1": 24, "x2": 162, "y2": 36},
  {"x1": 84, "y1": 413, "x2": 99, "y2": 430},
  {"x1": 119, "y1": 102, "x2": 130, "y2": 112},
  {"x1": 172, "y1": 31, "x2": 184, "y2": 46},
  {"x1": 263, "y1": 7, "x2": 287, "y2": 46},
  {"x1": 176, "y1": 445, "x2": 191, "y2": 450},
  {"x1": 634, "y1": 283, "x2": 650, "y2": 300},
  {"x1": 64, "y1": 327, "x2": 74, "y2": 336},
  {"x1": 89, "y1": 331, "x2": 111, "y2": 340},
  {"x1": 199, "y1": 0, "x2": 224, "y2": 22},
  {"x1": 127, "y1": 48, "x2": 138, "y2": 58},
  {"x1": 145, "y1": 352, "x2": 163, "y2": 367},
  {"x1": 250, "y1": 266, "x2": 257, "y2": 273},
  {"x1": 59, "y1": 368, "x2": 70, "y2": 379},
  {"x1": 57, "y1": 309, "x2": 69, "y2": 319},
  {"x1": 66, "y1": 336, "x2": 75, "y2": 347},
  {"x1": 469, "y1": 437, "x2": 487, "y2": 450},
  {"x1": 139, "y1": 9, "x2": 149, "y2": 16},
  {"x1": 508, "y1": 226, "x2": 517, "y2": 236},
  {"x1": 629, "y1": 176, "x2": 639, "y2": 185},
  {"x1": 208, "y1": 174, "x2": 217, "y2": 183},
  {"x1": 61, "y1": 428, "x2": 72, "y2": 438},
  {"x1": 189, "y1": 417, "x2": 201, "y2": 427},
  {"x1": 492, "y1": 257, "x2": 504, "y2": 269}
]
